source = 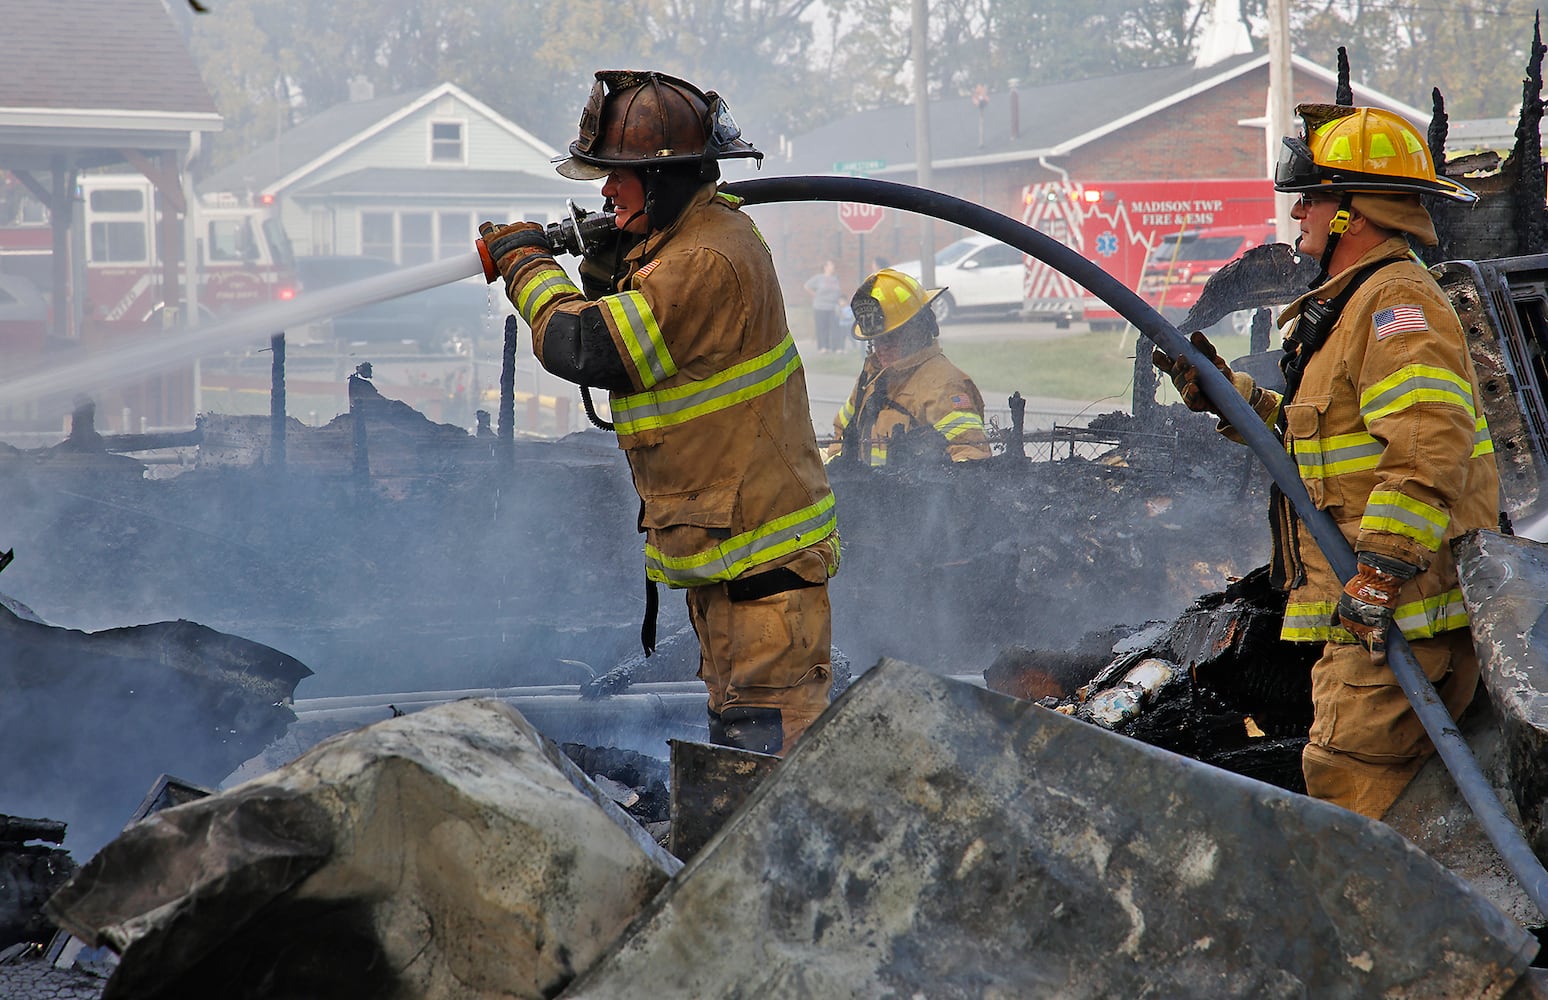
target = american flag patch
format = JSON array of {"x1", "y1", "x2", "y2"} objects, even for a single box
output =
[
  {"x1": 636, "y1": 259, "x2": 661, "y2": 280},
  {"x1": 1372, "y1": 304, "x2": 1426, "y2": 340},
  {"x1": 950, "y1": 393, "x2": 972, "y2": 409}
]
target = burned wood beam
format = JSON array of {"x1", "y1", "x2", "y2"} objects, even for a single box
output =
[{"x1": 0, "y1": 816, "x2": 67, "y2": 847}]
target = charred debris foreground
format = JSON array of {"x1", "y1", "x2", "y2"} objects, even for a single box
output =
[{"x1": 9, "y1": 60, "x2": 1548, "y2": 997}]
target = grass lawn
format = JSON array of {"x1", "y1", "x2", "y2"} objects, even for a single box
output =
[{"x1": 801, "y1": 328, "x2": 1253, "y2": 407}]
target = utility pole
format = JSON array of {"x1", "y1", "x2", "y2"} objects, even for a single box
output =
[
  {"x1": 912, "y1": 0, "x2": 935, "y2": 288},
  {"x1": 1267, "y1": 0, "x2": 1296, "y2": 246}
]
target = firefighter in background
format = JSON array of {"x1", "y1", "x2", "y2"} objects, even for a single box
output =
[
  {"x1": 1153, "y1": 104, "x2": 1499, "y2": 819},
  {"x1": 829, "y1": 268, "x2": 991, "y2": 466},
  {"x1": 478, "y1": 71, "x2": 838, "y2": 756}
]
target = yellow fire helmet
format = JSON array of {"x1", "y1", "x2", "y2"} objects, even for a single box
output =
[
  {"x1": 1274, "y1": 104, "x2": 1476, "y2": 203},
  {"x1": 850, "y1": 268, "x2": 945, "y2": 340}
]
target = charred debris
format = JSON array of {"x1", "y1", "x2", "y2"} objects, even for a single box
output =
[{"x1": 9, "y1": 48, "x2": 1548, "y2": 999}]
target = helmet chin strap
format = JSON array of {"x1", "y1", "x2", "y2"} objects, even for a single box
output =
[{"x1": 1311, "y1": 191, "x2": 1356, "y2": 287}]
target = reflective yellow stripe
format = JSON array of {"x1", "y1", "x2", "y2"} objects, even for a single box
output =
[
  {"x1": 870, "y1": 443, "x2": 887, "y2": 466},
  {"x1": 644, "y1": 494, "x2": 837, "y2": 586},
  {"x1": 1282, "y1": 601, "x2": 1336, "y2": 642},
  {"x1": 613, "y1": 333, "x2": 802, "y2": 435},
  {"x1": 836, "y1": 398, "x2": 855, "y2": 431},
  {"x1": 1359, "y1": 364, "x2": 1475, "y2": 423},
  {"x1": 1292, "y1": 430, "x2": 1383, "y2": 479},
  {"x1": 1393, "y1": 589, "x2": 1471, "y2": 636},
  {"x1": 1361, "y1": 489, "x2": 1448, "y2": 551},
  {"x1": 602, "y1": 291, "x2": 676, "y2": 388},
  {"x1": 1473, "y1": 415, "x2": 1494, "y2": 458},
  {"x1": 513, "y1": 263, "x2": 581, "y2": 325},
  {"x1": 935, "y1": 410, "x2": 985, "y2": 441},
  {"x1": 1282, "y1": 590, "x2": 1469, "y2": 642}
]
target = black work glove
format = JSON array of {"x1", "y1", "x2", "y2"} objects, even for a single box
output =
[
  {"x1": 1153, "y1": 329, "x2": 1274, "y2": 423},
  {"x1": 1152, "y1": 330, "x2": 1237, "y2": 414},
  {"x1": 477, "y1": 221, "x2": 552, "y2": 284}
]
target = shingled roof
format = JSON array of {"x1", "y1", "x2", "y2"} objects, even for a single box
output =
[
  {"x1": 772, "y1": 53, "x2": 1424, "y2": 177},
  {"x1": 0, "y1": 0, "x2": 219, "y2": 171}
]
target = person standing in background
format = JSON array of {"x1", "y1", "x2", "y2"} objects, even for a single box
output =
[{"x1": 804, "y1": 260, "x2": 843, "y2": 353}]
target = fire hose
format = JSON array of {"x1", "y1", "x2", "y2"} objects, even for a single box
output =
[{"x1": 714, "y1": 175, "x2": 1548, "y2": 914}]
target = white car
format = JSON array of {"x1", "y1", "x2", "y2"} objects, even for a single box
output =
[{"x1": 891, "y1": 234, "x2": 1028, "y2": 324}]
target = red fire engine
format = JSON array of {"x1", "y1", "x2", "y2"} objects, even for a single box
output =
[
  {"x1": 0, "y1": 173, "x2": 297, "y2": 337},
  {"x1": 1017, "y1": 178, "x2": 1276, "y2": 329}
]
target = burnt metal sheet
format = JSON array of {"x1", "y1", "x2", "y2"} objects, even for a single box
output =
[
  {"x1": 1455, "y1": 528, "x2": 1548, "y2": 849},
  {"x1": 667, "y1": 739, "x2": 780, "y2": 862},
  {"x1": 561, "y1": 658, "x2": 1537, "y2": 999}
]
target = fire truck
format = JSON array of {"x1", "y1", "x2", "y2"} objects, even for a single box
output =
[
  {"x1": 1017, "y1": 178, "x2": 1276, "y2": 329},
  {"x1": 0, "y1": 173, "x2": 297, "y2": 334}
]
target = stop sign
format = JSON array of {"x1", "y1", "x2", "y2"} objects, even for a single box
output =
[{"x1": 838, "y1": 202, "x2": 885, "y2": 235}]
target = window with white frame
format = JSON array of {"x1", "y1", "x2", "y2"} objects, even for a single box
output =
[
  {"x1": 430, "y1": 120, "x2": 465, "y2": 164},
  {"x1": 361, "y1": 211, "x2": 394, "y2": 261},
  {"x1": 400, "y1": 212, "x2": 433, "y2": 265},
  {"x1": 437, "y1": 212, "x2": 471, "y2": 260}
]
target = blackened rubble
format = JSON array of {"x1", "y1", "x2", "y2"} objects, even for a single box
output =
[{"x1": 0, "y1": 599, "x2": 311, "y2": 861}]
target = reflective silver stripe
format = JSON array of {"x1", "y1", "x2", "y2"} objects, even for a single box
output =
[
  {"x1": 603, "y1": 291, "x2": 675, "y2": 388},
  {"x1": 613, "y1": 334, "x2": 801, "y2": 435},
  {"x1": 514, "y1": 266, "x2": 581, "y2": 325},
  {"x1": 936, "y1": 411, "x2": 984, "y2": 441},
  {"x1": 644, "y1": 494, "x2": 837, "y2": 586}
]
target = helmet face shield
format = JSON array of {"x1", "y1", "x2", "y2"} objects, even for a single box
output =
[
  {"x1": 1272, "y1": 103, "x2": 1477, "y2": 203},
  {"x1": 1273, "y1": 136, "x2": 1322, "y2": 192}
]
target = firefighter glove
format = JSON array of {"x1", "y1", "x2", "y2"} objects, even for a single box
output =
[
  {"x1": 1152, "y1": 330, "x2": 1271, "y2": 420},
  {"x1": 1152, "y1": 330, "x2": 1233, "y2": 413},
  {"x1": 1334, "y1": 552, "x2": 1419, "y2": 657},
  {"x1": 477, "y1": 221, "x2": 552, "y2": 283}
]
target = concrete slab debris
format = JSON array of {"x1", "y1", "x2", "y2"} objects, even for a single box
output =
[
  {"x1": 1456, "y1": 528, "x2": 1548, "y2": 845},
  {"x1": 45, "y1": 699, "x2": 681, "y2": 1000},
  {"x1": 562, "y1": 658, "x2": 1538, "y2": 999}
]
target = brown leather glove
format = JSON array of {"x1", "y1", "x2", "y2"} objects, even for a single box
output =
[
  {"x1": 1151, "y1": 330, "x2": 1235, "y2": 413},
  {"x1": 1334, "y1": 553, "x2": 1419, "y2": 657},
  {"x1": 477, "y1": 221, "x2": 552, "y2": 283}
]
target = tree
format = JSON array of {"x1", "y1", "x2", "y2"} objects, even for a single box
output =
[{"x1": 1240, "y1": 0, "x2": 1540, "y2": 120}]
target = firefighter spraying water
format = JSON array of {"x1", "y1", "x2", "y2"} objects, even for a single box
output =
[{"x1": 477, "y1": 70, "x2": 840, "y2": 757}]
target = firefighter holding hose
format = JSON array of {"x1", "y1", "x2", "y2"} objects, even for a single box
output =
[
  {"x1": 828, "y1": 267, "x2": 991, "y2": 466},
  {"x1": 477, "y1": 71, "x2": 838, "y2": 756},
  {"x1": 1153, "y1": 104, "x2": 1501, "y2": 820}
]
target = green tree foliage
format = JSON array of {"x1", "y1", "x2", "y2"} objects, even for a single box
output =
[
  {"x1": 1240, "y1": 0, "x2": 1540, "y2": 120},
  {"x1": 188, "y1": 0, "x2": 825, "y2": 172},
  {"x1": 186, "y1": 0, "x2": 1538, "y2": 173},
  {"x1": 825, "y1": 0, "x2": 1205, "y2": 112}
]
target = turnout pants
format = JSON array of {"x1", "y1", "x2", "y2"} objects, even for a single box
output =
[
  {"x1": 686, "y1": 544, "x2": 836, "y2": 756},
  {"x1": 1302, "y1": 629, "x2": 1480, "y2": 820}
]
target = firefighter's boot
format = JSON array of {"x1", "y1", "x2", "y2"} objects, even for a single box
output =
[{"x1": 708, "y1": 706, "x2": 784, "y2": 756}]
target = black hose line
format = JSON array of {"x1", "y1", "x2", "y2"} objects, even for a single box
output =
[{"x1": 726, "y1": 174, "x2": 1548, "y2": 914}]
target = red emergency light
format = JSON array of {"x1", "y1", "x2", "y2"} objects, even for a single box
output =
[
  {"x1": 258, "y1": 193, "x2": 274, "y2": 206},
  {"x1": 1082, "y1": 189, "x2": 1102, "y2": 203}
]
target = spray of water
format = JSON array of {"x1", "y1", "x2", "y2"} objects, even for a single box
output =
[{"x1": 0, "y1": 252, "x2": 487, "y2": 408}]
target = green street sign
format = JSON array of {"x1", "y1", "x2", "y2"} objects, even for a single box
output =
[{"x1": 833, "y1": 159, "x2": 886, "y2": 175}]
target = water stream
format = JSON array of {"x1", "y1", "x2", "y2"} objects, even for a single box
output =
[{"x1": 0, "y1": 251, "x2": 488, "y2": 409}]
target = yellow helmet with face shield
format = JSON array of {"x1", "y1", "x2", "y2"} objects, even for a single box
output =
[{"x1": 1273, "y1": 104, "x2": 1475, "y2": 203}]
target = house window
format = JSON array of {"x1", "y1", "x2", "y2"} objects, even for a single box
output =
[
  {"x1": 431, "y1": 121, "x2": 465, "y2": 164},
  {"x1": 437, "y1": 213, "x2": 471, "y2": 260},
  {"x1": 401, "y1": 212, "x2": 433, "y2": 265},
  {"x1": 361, "y1": 212, "x2": 394, "y2": 260}
]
